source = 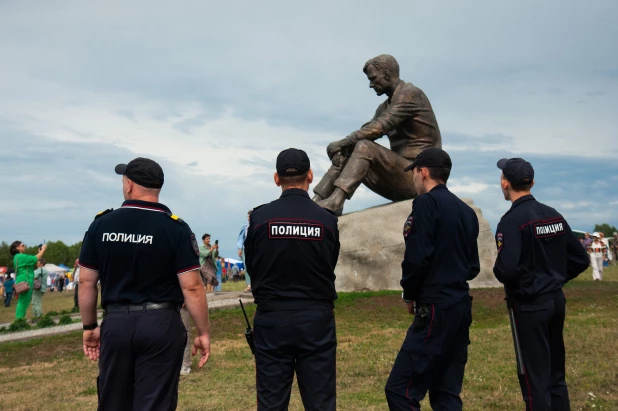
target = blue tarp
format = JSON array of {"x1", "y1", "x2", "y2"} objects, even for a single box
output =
[{"x1": 58, "y1": 264, "x2": 71, "y2": 271}]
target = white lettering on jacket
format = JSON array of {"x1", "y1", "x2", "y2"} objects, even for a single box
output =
[{"x1": 102, "y1": 233, "x2": 154, "y2": 244}]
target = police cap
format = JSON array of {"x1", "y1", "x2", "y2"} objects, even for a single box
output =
[
  {"x1": 115, "y1": 157, "x2": 165, "y2": 189},
  {"x1": 497, "y1": 158, "x2": 534, "y2": 185},
  {"x1": 404, "y1": 147, "x2": 452, "y2": 172},
  {"x1": 276, "y1": 148, "x2": 310, "y2": 176}
]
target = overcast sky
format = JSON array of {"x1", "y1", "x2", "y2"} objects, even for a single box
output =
[{"x1": 1, "y1": 1, "x2": 616, "y2": 259}]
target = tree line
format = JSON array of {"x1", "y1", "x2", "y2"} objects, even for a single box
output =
[
  {"x1": 0, "y1": 240, "x2": 82, "y2": 269},
  {"x1": 593, "y1": 224, "x2": 618, "y2": 237}
]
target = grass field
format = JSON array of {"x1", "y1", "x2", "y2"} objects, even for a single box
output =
[
  {"x1": 0, "y1": 279, "x2": 248, "y2": 324},
  {"x1": 0, "y1": 266, "x2": 616, "y2": 410}
]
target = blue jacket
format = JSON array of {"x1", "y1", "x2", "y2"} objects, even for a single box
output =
[
  {"x1": 4, "y1": 278, "x2": 15, "y2": 293},
  {"x1": 493, "y1": 195, "x2": 589, "y2": 302},
  {"x1": 401, "y1": 185, "x2": 480, "y2": 303}
]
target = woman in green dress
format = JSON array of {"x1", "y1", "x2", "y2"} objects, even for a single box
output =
[{"x1": 9, "y1": 241, "x2": 47, "y2": 319}]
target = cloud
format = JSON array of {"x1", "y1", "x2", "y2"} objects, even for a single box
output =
[{"x1": 0, "y1": 0, "x2": 617, "y2": 257}]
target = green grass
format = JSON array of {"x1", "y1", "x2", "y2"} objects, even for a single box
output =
[
  {"x1": 0, "y1": 266, "x2": 616, "y2": 410},
  {"x1": 0, "y1": 291, "x2": 78, "y2": 324},
  {"x1": 220, "y1": 279, "x2": 250, "y2": 292}
]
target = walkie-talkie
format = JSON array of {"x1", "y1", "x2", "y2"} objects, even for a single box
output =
[{"x1": 239, "y1": 300, "x2": 255, "y2": 355}]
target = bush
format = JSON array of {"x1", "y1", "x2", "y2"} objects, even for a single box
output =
[
  {"x1": 8, "y1": 318, "x2": 31, "y2": 332},
  {"x1": 0, "y1": 326, "x2": 8, "y2": 334},
  {"x1": 46, "y1": 310, "x2": 59, "y2": 316},
  {"x1": 35, "y1": 316, "x2": 55, "y2": 328},
  {"x1": 58, "y1": 315, "x2": 73, "y2": 325},
  {"x1": 71, "y1": 306, "x2": 80, "y2": 313}
]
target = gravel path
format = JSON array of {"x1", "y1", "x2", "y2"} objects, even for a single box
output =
[{"x1": 0, "y1": 294, "x2": 254, "y2": 344}]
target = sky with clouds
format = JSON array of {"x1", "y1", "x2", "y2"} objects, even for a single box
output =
[{"x1": 1, "y1": 0, "x2": 616, "y2": 258}]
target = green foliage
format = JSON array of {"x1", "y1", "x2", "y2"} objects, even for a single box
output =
[
  {"x1": 0, "y1": 326, "x2": 7, "y2": 334},
  {"x1": 0, "y1": 240, "x2": 82, "y2": 269},
  {"x1": 71, "y1": 306, "x2": 80, "y2": 313},
  {"x1": 58, "y1": 315, "x2": 73, "y2": 325},
  {"x1": 46, "y1": 310, "x2": 59, "y2": 316},
  {"x1": 593, "y1": 223, "x2": 618, "y2": 237},
  {"x1": 8, "y1": 318, "x2": 31, "y2": 332},
  {"x1": 35, "y1": 316, "x2": 55, "y2": 328}
]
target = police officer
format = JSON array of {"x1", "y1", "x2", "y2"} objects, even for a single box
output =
[
  {"x1": 78, "y1": 157, "x2": 211, "y2": 411},
  {"x1": 244, "y1": 148, "x2": 340, "y2": 411},
  {"x1": 385, "y1": 148, "x2": 480, "y2": 410},
  {"x1": 493, "y1": 158, "x2": 589, "y2": 411}
]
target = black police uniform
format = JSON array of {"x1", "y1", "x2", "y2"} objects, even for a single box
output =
[
  {"x1": 385, "y1": 149, "x2": 480, "y2": 411},
  {"x1": 244, "y1": 151, "x2": 340, "y2": 410},
  {"x1": 493, "y1": 159, "x2": 590, "y2": 411},
  {"x1": 79, "y1": 199, "x2": 200, "y2": 411}
]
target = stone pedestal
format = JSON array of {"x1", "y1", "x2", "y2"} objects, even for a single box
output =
[{"x1": 334, "y1": 199, "x2": 500, "y2": 292}]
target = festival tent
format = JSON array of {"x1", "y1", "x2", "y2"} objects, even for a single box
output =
[
  {"x1": 225, "y1": 258, "x2": 245, "y2": 270},
  {"x1": 58, "y1": 264, "x2": 72, "y2": 271},
  {"x1": 44, "y1": 264, "x2": 67, "y2": 274}
]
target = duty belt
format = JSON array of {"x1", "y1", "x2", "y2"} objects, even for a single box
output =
[{"x1": 104, "y1": 302, "x2": 181, "y2": 315}]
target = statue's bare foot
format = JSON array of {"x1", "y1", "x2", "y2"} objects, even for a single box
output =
[{"x1": 315, "y1": 188, "x2": 346, "y2": 216}]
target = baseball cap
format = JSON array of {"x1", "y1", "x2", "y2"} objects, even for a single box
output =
[
  {"x1": 404, "y1": 148, "x2": 452, "y2": 172},
  {"x1": 276, "y1": 148, "x2": 310, "y2": 176},
  {"x1": 497, "y1": 158, "x2": 534, "y2": 185},
  {"x1": 592, "y1": 232, "x2": 600, "y2": 238},
  {"x1": 115, "y1": 157, "x2": 165, "y2": 189}
]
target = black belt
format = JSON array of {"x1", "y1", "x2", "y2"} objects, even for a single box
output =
[{"x1": 104, "y1": 302, "x2": 181, "y2": 315}]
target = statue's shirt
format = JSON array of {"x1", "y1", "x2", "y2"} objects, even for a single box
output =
[{"x1": 355, "y1": 80, "x2": 442, "y2": 159}]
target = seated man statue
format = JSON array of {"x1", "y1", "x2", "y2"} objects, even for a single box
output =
[{"x1": 314, "y1": 54, "x2": 442, "y2": 215}]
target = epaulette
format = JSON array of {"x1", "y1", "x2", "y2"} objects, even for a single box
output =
[
  {"x1": 94, "y1": 208, "x2": 113, "y2": 219},
  {"x1": 165, "y1": 211, "x2": 185, "y2": 224},
  {"x1": 324, "y1": 208, "x2": 339, "y2": 217}
]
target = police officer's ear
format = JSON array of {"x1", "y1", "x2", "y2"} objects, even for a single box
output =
[
  {"x1": 500, "y1": 173, "x2": 510, "y2": 192},
  {"x1": 307, "y1": 169, "x2": 314, "y2": 184},
  {"x1": 274, "y1": 172, "x2": 282, "y2": 187}
]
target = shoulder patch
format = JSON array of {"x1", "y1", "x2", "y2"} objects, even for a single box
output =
[
  {"x1": 403, "y1": 216, "x2": 413, "y2": 238},
  {"x1": 165, "y1": 211, "x2": 184, "y2": 224},
  {"x1": 190, "y1": 233, "x2": 200, "y2": 256},
  {"x1": 94, "y1": 208, "x2": 113, "y2": 219},
  {"x1": 496, "y1": 232, "x2": 503, "y2": 252}
]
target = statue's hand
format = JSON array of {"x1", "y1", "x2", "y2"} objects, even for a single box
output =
[{"x1": 327, "y1": 140, "x2": 346, "y2": 159}]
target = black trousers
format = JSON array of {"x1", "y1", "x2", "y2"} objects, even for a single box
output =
[
  {"x1": 254, "y1": 306, "x2": 337, "y2": 411},
  {"x1": 385, "y1": 297, "x2": 472, "y2": 411},
  {"x1": 513, "y1": 291, "x2": 570, "y2": 411},
  {"x1": 73, "y1": 283, "x2": 79, "y2": 308},
  {"x1": 98, "y1": 309, "x2": 187, "y2": 411}
]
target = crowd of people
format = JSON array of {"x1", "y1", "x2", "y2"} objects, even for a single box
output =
[
  {"x1": 0, "y1": 245, "x2": 81, "y2": 319},
  {"x1": 579, "y1": 231, "x2": 617, "y2": 281}
]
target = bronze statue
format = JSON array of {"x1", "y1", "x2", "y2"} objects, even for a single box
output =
[{"x1": 314, "y1": 54, "x2": 442, "y2": 215}]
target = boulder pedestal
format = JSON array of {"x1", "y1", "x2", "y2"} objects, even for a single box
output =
[{"x1": 334, "y1": 199, "x2": 500, "y2": 292}]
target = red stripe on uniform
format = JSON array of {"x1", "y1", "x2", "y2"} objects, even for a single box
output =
[{"x1": 177, "y1": 265, "x2": 200, "y2": 275}]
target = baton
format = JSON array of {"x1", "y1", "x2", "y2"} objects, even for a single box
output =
[{"x1": 505, "y1": 290, "x2": 526, "y2": 377}]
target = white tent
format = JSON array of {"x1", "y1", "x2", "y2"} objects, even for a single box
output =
[{"x1": 44, "y1": 263, "x2": 67, "y2": 274}]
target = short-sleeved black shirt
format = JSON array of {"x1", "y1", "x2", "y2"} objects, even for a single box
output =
[
  {"x1": 244, "y1": 188, "x2": 340, "y2": 310},
  {"x1": 79, "y1": 199, "x2": 200, "y2": 307}
]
